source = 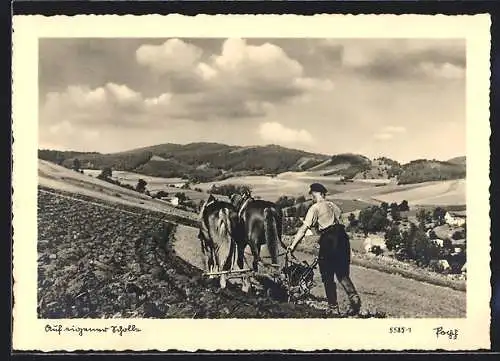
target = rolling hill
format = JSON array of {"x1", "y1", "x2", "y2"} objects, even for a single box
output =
[
  {"x1": 308, "y1": 153, "x2": 372, "y2": 179},
  {"x1": 397, "y1": 159, "x2": 466, "y2": 185},
  {"x1": 38, "y1": 143, "x2": 466, "y2": 185},
  {"x1": 447, "y1": 156, "x2": 467, "y2": 166},
  {"x1": 39, "y1": 143, "x2": 330, "y2": 182}
]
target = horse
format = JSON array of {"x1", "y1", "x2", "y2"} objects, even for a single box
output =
[
  {"x1": 230, "y1": 191, "x2": 286, "y2": 272},
  {"x1": 198, "y1": 194, "x2": 250, "y2": 292}
]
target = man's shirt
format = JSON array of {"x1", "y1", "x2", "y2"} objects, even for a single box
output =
[{"x1": 303, "y1": 199, "x2": 342, "y2": 231}]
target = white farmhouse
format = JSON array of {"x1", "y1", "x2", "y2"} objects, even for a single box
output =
[
  {"x1": 444, "y1": 211, "x2": 466, "y2": 227},
  {"x1": 158, "y1": 196, "x2": 179, "y2": 207},
  {"x1": 363, "y1": 235, "x2": 387, "y2": 253}
]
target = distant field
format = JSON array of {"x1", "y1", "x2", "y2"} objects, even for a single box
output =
[
  {"x1": 76, "y1": 163, "x2": 465, "y2": 209},
  {"x1": 83, "y1": 169, "x2": 186, "y2": 192},
  {"x1": 373, "y1": 179, "x2": 465, "y2": 206},
  {"x1": 196, "y1": 173, "x2": 383, "y2": 203}
]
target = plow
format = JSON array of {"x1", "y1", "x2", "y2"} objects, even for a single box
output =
[
  {"x1": 202, "y1": 251, "x2": 321, "y2": 305},
  {"x1": 201, "y1": 252, "x2": 387, "y2": 318}
]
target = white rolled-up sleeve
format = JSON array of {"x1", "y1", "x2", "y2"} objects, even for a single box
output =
[{"x1": 302, "y1": 205, "x2": 318, "y2": 229}]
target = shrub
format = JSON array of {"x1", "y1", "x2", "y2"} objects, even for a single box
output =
[
  {"x1": 399, "y1": 200, "x2": 410, "y2": 212},
  {"x1": 370, "y1": 245, "x2": 384, "y2": 256},
  {"x1": 97, "y1": 167, "x2": 113, "y2": 180},
  {"x1": 385, "y1": 225, "x2": 403, "y2": 251},
  {"x1": 396, "y1": 223, "x2": 441, "y2": 266},
  {"x1": 390, "y1": 206, "x2": 401, "y2": 222},
  {"x1": 416, "y1": 209, "x2": 432, "y2": 225},
  {"x1": 154, "y1": 191, "x2": 169, "y2": 199},
  {"x1": 295, "y1": 195, "x2": 306, "y2": 204},
  {"x1": 182, "y1": 199, "x2": 198, "y2": 211},
  {"x1": 136, "y1": 179, "x2": 147, "y2": 193},
  {"x1": 359, "y1": 206, "x2": 388, "y2": 233},
  {"x1": 451, "y1": 229, "x2": 465, "y2": 240},
  {"x1": 276, "y1": 196, "x2": 296, "y2": 209},
  {"x1": 72, "y1": 158, "x2": 81, "y2": 172},
  {"x1": 433, "y1": 207, "x2": 446, "y2": 225},
  {"x1": 283, "y1": 216, "x2": 303, "y2": 235},
  {"x1": 175, "y1": 192, "x2": 187, "y2": 203},
  {"x1": 209, "y1": 183, "x2": 251, "y2": 197}
]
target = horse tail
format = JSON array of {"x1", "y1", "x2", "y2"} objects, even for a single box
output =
[
  {"x1": 216, "y1": 208, "x2": 237, "y2": 271},
  {"x1": 263, "y1": 207, "x2": 283, "y2": 266}
]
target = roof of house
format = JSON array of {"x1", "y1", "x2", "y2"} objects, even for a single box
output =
[{"x1": 448, "y1": 210, "x2": 467, "y2": 217}]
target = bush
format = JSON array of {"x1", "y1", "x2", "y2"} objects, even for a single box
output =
[
  {"x1": 154, "y1": 191, "x2": 169, "y2": 199},
  {"x1": 175, "y1": 192, "x2": 187, "y2": 203},
  {"x1": 359, "y1": 206, "x2": 388, "y2": 233},
  {"x1": 390, "y1": 206, "x2": 401, "y2": 222},
  {"x1": 295, "y1": 195, "x2": 306, "y2": 204},
  {"x1": 182, "y1": 199, "x2": 198, "y2": 211},
  {"x1": 72, "y1": 158, "x2": 81, "y2": 172},
  {"x1": 399, "y1": 200, "x2": 410, "y2": 212},
  {"x1": 416, "y1": 209, "x2": 432, "y2": 225},
  {"x1": 385, "y1": 225, "x2": 403, "y2": 251},
  {"x1": 370, "y1": 245, "x2": 384, "y2": 256},
  {"x1": 283, "y1": 216, "x2": 303, "y2": 235},
  {"x1": 209, "y1": 183, "x2": 251, "y2": 197},
  {"x1": 433, "y1": 207, "x2": 446, "y2": 225},
  {"x1": 451, "y1": 229, "x2": 465, "y2": 240},
  {"x1": 97, "y1": 167, "x2": 113, "y2": 180},
  {"x1": 276, "y1": 196, "x2": 296, "y2": 209},
  {"x1": 396, "y1": 223, "x2": 441, "y2": 266},
  {"x1": 136, "y1": 179, "x2": 147, "y2": 193}
]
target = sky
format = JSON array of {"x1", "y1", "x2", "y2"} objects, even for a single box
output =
[{"x1": 39, "y1": 38, "x2": 466, "y2": 163}]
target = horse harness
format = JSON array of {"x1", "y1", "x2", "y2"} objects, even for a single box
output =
[{"x1": 237, "y1": 196, "x2": 253, "y2": 221}]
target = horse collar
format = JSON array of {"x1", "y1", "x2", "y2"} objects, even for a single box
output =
[{"x1": 238, "y1": 197, "x2": 252, "y2": 220}]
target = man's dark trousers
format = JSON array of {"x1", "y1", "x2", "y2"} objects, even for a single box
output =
[{"x1": 318, "y1": 224, "x2": 361, "y2": 313}]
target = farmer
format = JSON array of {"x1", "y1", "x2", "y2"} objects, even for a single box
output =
[{"x1": 287, "y1": 183, "x2": 361, "y2": 316}]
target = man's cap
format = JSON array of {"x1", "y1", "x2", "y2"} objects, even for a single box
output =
[{"x1": 309, "y1": 183, "x2": 328, "y2": 194}]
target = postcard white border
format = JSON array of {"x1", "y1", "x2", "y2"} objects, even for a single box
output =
[{"x1": 12, "y1": 14, "x2": 491, "y2": 351}]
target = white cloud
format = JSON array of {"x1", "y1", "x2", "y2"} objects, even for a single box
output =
[
  {"x1": 135, "y1": 39, "x2": 203, "y2": 74},
  {"x1": 323, "y1": 39, "x2": 465, "y2": 80},
  {"x1": 133, "y1": 38, "x2": 335, "y2": 119},
  {"x1": 419, "y1": 62, "x2": 465, "y2": 80},
  {"x1": 41, "y1": 83, "x2": 147, "y2": 129},
  {"x1": 258, "y1": 122, "x2": 313, "y2": 145}
]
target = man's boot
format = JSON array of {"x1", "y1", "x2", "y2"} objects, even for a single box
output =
[
  {"x1": 346, "y1": 293, "x2": 361, "y2": 316},
  {"x1": 338, "y1": 276, "x2": 361, "y2": 316}
]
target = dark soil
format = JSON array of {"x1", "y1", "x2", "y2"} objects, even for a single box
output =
[{"x1": 38, "y1": 187, "x2": 375, "y2": 319}]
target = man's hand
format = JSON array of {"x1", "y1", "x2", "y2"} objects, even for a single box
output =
[{"x1": 287, "y1": 243, "x2": 295, "y2": 254}]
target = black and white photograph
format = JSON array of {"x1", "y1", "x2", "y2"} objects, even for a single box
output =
[{"x1": 12, "y1": 15, "x2": 491, "y2": 351}]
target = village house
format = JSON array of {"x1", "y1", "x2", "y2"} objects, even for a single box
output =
[
  {"x1": 363, "y1": 234, "x2": 387, "y2": 253},
  {"x1": 444, "y1": 211, "x2": 466, "y2": 227}
]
